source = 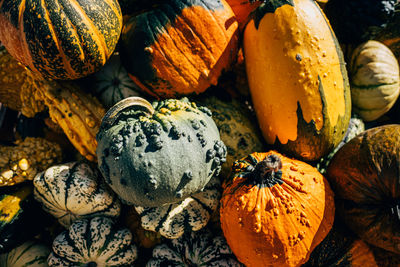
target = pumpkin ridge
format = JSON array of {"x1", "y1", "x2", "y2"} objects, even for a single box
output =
[
  {"x1": 37, "y1": 172, "x2": 61, "y2": 211},
  {"x1": 155, "y1": 204, "x2": 173, "y2": 233}
]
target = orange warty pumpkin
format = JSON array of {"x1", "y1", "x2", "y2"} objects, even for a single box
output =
[{"x1": 220, "y1": 151, "x2": 335, "y2": 267}]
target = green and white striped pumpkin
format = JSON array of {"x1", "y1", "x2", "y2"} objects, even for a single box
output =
[
  {"x1": 48, "y1": 216, "x2": 138, "y2": 266},
  {"x1": 33, "y1": 161, "x2": 121, "y2": 228},
  {"x1": 0, "y1": 241, "x2": 50, "y2": 267},
  {"x1": 135, "y1": 176, "x2": 221, "y2": 239},
  {"x1": 91, "y1": 54, "x2": 142, "y2": 108},
  {"x1": 147, "y1": 228, "x2": 243, "y2": 266}
]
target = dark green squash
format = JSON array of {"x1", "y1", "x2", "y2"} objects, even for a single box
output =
[
  {"x1": 0, "y1": 0, "x2": 122, "y2": 80},
  {"x1": 96, "y1": 97, "x2": 226, "y2": 207}
]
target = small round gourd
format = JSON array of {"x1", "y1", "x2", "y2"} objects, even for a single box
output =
[
  {"x1": 135, "y1": 176, "x2": 221, "y2": 239},
  {"x1": 33, "y1": 161, "x2": 121, "y2": 228},
  {"x1": 0, "y1": 241, "x2": 50, "y2": 267},
  {"x1": 147, "y1": 228, "x2": 242, "y2": 267},
  {"x1": 97, "y1": 97, "x2": 226, "y2": 207},
  {"x1": 48, "y1": 216, "x2": 138, "y2": 266},
  {"x1": 0, "y1": 0, "x2": 122, "y2": 80},
  {"x1": 220, "y1": 151, "x2": 335, "y2": 267},
  {"x1": 349, "y1": 40, "x2": 400, "y2": 121},
  {"x1": 327, "y1": 124, "x2": 400, "y2": 254}
]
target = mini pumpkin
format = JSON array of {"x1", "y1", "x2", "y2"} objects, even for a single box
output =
[
  {"x1": 220, "y1": 151, "x2": 335, "y2": 267},
  {"x1": 0, "y1": 241, "x2": 50, "y2": 267},
  {"x1": 244, "y1": 0, "x2": 351, "y2": 161},
  {"x1": 327, "y1": 124, "x2": 400, "y2": 254},
  {"x1": 147, "y1": 228, "x2": 243, "y2": 267},
  {"x1": 0, "y1": 137, "x2": 62, "y2": 186},
  {"x1": 97, "y1": 97, "x2": 226, "y2": 207},
  {"x1": 120, "y1": 0, "x2": 239, "y2": 98},
  {"x1": 33, "y1": 161, "x2": 121, "y2": 228},
  {"x1": 349, "y1": 40, "x2": 400, "y2": 121},
  {"x1": 48, "y1": 216, "x2": 138, "y2": 266},
  {"x1": 135, "y1": 176, "x2": 221, "y2": 239},
  {"x1": 0, "y1": 0, "x2": 122, "y2": 80}
]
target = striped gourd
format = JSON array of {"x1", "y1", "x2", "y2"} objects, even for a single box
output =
[
  {"x1": 147, "y1": 228, "x2": 243, "y2": 266},
  {"x1": 48, "y1": 216, "x2": 138, "y2": 266},
  {"x1": 33, "y1": 161, "x2": 121, "y2": 228},
  {"x1": 0, "y1": 241, "x2": 50, "y2": 267},
  {"x1": 0, "y1": 0, "x2": 122, "y2": 80},
  {"x1": 135, "y1": 176, "x2": 221, "y2": 239}
]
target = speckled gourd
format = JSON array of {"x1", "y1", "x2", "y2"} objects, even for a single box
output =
[
  {"x1": 0, "y1": 137, "x2": 62, "y2": 186},
  {"x1": 0, "y1": 241, "x2": 50, "y2": 267},
  {"x1": 97, "y1": 97, "x2": 226, "y2": 207},
  {"x1": 33, "y1": 161, "x2": 121, "y2": 228}
]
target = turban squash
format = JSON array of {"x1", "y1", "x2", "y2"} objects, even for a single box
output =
[
  {"x1": 244, "y1": 0, "x2": 351, "y2": 161},
  {"x1": 220, "y1": 151, "x2": 335, "y2": 267},
  {"x1": 120, "y1": 0, "x2": 239, "y2": 98},
  {"x1": 0, "y1": 0, "x2": 122, "y2": 80}
]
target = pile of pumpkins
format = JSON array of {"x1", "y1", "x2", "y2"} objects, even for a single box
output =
[{"x1": 0, "y1": 0, "x2": 400, "y2": 266}]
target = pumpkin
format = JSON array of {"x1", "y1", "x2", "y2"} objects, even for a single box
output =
[
  {"x1": 372, "y1": 246, "x2": 400, "y2": 267},
  {"x1": 303, "y1": 223, "x2": 378, "y2": 267},
  {"x1": 48, "y1": 216, "x2": 138, "y2": 266},
  {"x1": 327, "y1": 124, "x2": 400, "y2": 254},
  {"x1": 0, "y1": 0, "x2": 122, "y2": 80},
  {"x1": 220, "y1": 151, "x2": 335, "y2": 267},
  {"x1": 120, "y1": 0, "x2": 239, "y2": 98},
  {"x1": 0, "y1": 185, "x2": 51, "y2": 253},
  {"x1": 134, "y1": 176, "x2": 221, "y2": 239},
  {"x1": 33, "y1": 161, "x2": 121, "y2": 228},
  {"x1": 97, "y1": 97, "x2": 226, "y2": 207},
  {"x1": 226, "y1": 0, "x2": 261, "y2": 31},
  {"x1": 0, "y1": 137, "x2": 62, "y2": 186},
  {"x1": 89, "y1": 54, "x2": 142, "y2": 109},
  {"x1": 244, "y1": 0, "x2": 351, "y2": 162},
  {"x1": 349, "y1": 40, "x2": 400, "y2": 121},
  {"x1": 0, "y1": 240, "x2": 50, "y2": 267},
  {"x1": 195, "y1": 93, "x2": 264, "y2": 179},
  {"x1": 147, "y1": 228, "x2": 243, "y2": 267}
]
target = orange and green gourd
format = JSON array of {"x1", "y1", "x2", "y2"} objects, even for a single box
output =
[
  {"x1": 225, "y1": 0, "x2": 261, "y2": 31},
  {"x1": 0, "y1": 0, "x2": 122, "y2": 80},
  {"x1": 120, "y1": 0, "x2": 239, "y2": 98},
  {"x1": 220, "y1": 151, "x2": 335, "y2": 267},
  {"x1": 244, "y1": 0, "x2": 351, "y2": 161}
]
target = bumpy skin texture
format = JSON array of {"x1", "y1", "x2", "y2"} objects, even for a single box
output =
[
  {"x1": 120, "y1": 0, "x2": 239, "y2": 98},
  {"x1": 33, "y1": 161, "x2": 121, "y2": 228},
  {"x1": 135, "y1": 176, "x2": 221, "y2": 239},
  {"x1": 244, "y1": 0, "x2": 351, "y2": 162},
  {"x1": 0, "y1": 137, "x2": 62, "y2": 186},
  {"x1": 48, "y1": 217, "x2": 138, "y2": 266},
  {"x1": 220, "y1": 151, "x2": 335, "y2": 267},
  {"x1": 327, "y1": 124, "x2": 400, "y2": 254},
  {"x1": 147, "y1": 228, "x2": 243, "y2": 267},
  {"x1": 97, "y1": 98, "x2": 226, "y2": 207},
  {"x1": 0, "y1": 0, "x2": 122, "y2": 80},
  {"x1": 0, "y1": 241, "x2": 50, "y2": 267}
]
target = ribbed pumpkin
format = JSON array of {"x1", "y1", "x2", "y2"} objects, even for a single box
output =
[
  {"x1": 220, "y1": 151, "x2": 335, "y2": 267},
  {"x1": 33, "y1": 161, "x2": 121, "y2": 228},
  {"x1": 120, "y1": 0, "x2": 239, "y2": 98},
  {"x1": 0, "y1": 0, "x2": 122, "y2": 80},
  {"x1": 97, "y1": 97, "x2": 226, "y2": 207},
  {"x1": 226, "y1": 0, "x2": 261, "y2": 30},
  {"x1": 0, "y1": 241, "x2": 50, "y2": 267},
  {"x1": 244, "y1": 0, "x2": 351, "y2": 161},
  {"x1": 349, "y1": 40, "x2": 400, "y2": 121},
  {"x1": 327, "y1": 124, "x2": 400, "y2": 254}
]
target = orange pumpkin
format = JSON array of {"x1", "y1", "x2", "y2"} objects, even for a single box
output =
[
  {"x1": 226, "y1": 0, "x2": 261, "y2": 30},
  {"x1": 220, "y1": 151, "x2": 335, "y2": 267}
]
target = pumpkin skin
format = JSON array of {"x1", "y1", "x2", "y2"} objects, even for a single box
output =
[
  {"x1": 135, "y1": 176, "x2": 221, "y2": 239},
  {"x1": 244, "y1": 0, "x2": 351, "y2": 161},
  {"x1": 0, "y1": 241, "x2": 50, "y2": 267},
  {"x1": 147, "y1": 228, "x2": 243, "y2": 267},
  {"x1": 33, "y1": 161, "x2": 121, "y2": 228},
  {"x1": 220, "y1": 151, "x2": 335, "y2": 267},
  {"x1": 226, "y1": 0, "x2": 261, "y2": 30},
  {"x1": 48, "y1": 216, "x2": 138, "y2": 266},
  {"x1": 120, "y1": 0, "x2": 239, "y2": 98},
  {"x1": 0, "y1": 0, "x2": 122, "y2": 80},
  {"x1": 327, "y1": 124, "x2": 400, "y2": 254},
  {"x1": 97, "y1": 97, "x2": 226, "y2": 207},
  {"x1": 349, "y1": 40, "x2": 400, "y2": 121}
]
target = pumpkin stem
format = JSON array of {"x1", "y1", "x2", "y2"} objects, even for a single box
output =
[{"x1": 252, "y1": 154, "x2": 283, "y2": 187}]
